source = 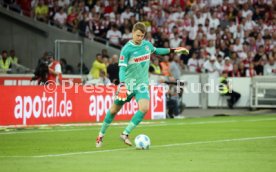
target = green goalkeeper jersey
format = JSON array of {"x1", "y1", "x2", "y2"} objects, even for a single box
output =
[{"x1": 119, "y1": 40, "x2": 169, "y2": 91}]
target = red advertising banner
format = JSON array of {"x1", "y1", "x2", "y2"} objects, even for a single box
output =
[{"x1": 0, "y1": 85, "x2": 166, "y2": 126}]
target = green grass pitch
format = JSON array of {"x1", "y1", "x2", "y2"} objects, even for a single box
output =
[{"x1": 1, "y1": 114, "x2": 276, "y2": 172}]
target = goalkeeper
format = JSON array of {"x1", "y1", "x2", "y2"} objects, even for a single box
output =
[{"x1": 96, "y1": 22, "x2": 189, "y2": 147}]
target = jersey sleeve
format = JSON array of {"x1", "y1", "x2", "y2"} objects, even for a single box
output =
[
  {"x1": 154, "y1": 48, "x2": 170, "y2": 55},
  {"x1": 146, "y1": 41, "x2": 170, "y2": 55},
  {"x1": 118, "y1": 46, "x2": 129, "y2": 67},
  {"x1": 146, "y1": 41, "x2": 156, "y2": 54}
]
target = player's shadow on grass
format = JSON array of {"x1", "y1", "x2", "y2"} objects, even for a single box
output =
[{"x1": 213, "y1": 114, "x2": 230, "y2": 117}]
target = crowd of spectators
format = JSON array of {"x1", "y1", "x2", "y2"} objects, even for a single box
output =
[
  {"x1": 1, "y1": 0, "x2": 276, "y2": 77},
  {"x1": 87, "y1": 49, "x2": 119, "y2": 85}
]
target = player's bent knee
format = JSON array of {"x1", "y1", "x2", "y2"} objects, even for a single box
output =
[
  {"x1": 138, "y1": 99, "x2": 150, "y2": 114},
  {"x1": 139, "y1": 106, "x2": 149, "y2": 114}
]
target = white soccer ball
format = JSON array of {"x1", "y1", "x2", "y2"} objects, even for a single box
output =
[{"x1": 134, "y1": 134, "x2": 151, "y2": 150}]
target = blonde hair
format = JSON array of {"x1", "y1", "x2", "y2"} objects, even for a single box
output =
[{"x1": 132, "y1": 22, "x2": 146, "y2": 33}]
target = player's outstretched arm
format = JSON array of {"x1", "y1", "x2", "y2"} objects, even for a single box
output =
[{"x1": 153, "y1": 47, "x2": 189, "y2": 55}]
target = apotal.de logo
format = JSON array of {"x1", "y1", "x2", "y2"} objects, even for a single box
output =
[{"x1": 14, "y1": 92, "x2": 72, "y2": 125}]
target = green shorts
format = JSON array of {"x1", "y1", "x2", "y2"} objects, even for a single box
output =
[{"x1": 114, "y1": 87, "x2": 150, "y2": 105}]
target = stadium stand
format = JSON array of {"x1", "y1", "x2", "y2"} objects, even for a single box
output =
[{"x1": 1, "y1": 0, "x2": 274, "y2": 77}]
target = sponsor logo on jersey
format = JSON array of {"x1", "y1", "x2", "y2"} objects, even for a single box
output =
[
  {"x1": 145, "y1": 46, "x2": 150, "y2": 52},
  {"x1": 120, "y1": 55, "x2": 124, "y2": 61},
  {"x1": 133, "y1": 54, "x2": 150, "y2": 63}
]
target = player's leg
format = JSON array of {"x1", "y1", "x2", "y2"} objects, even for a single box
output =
[
  {"x1": 96, "y1": 103, "x2": 123, "y2": 147},
  {"x1": 121, "y1": 90, "x2": 150, "y2": 146},
  {"x1": 123, "y1": 99, "x2": 149, "y2": 135},
  {"x1": 96, "y1": 93, "x2": 135, "y2": 147},
  {"x1": 99, "y1": 103, "x2": 123, "y2": 136}
]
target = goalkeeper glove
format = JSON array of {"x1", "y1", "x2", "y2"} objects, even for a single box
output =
[
  {"x1": 116, "y1": 83, "x2": 130, "y2": 101},
  {"x1": 170, "y1": 47, "x2": 189, "y2": 55}
]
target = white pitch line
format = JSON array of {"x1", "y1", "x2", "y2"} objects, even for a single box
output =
[
  {"x1": 153, "y1": 135, "x2": 276, "y2": 148},
  {"x1": 0, "y1": 135, "x2": 275, "y2": 158},
  {"x1": 1, "y1": 118, "x2": 276, "y2": 135}
]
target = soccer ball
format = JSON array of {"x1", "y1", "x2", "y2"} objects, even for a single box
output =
[{"x1": 134, "y1": 134, "x2": 151, "y2": 150}]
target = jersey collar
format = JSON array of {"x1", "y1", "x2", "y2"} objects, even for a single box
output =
[{"x1": 129, "y1": 40, "x2": 143, "y2": 46}]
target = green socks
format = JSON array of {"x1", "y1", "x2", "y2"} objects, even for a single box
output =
[
  {"x1": 100, "y1": 110, "x2": 145, "y2": 136},
  {"x1": 99, "y1": 110, "x2": 115, "y2": 136},
  {"x1": 123, "y1": 110, "x2": 145, "y2": 135}
]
